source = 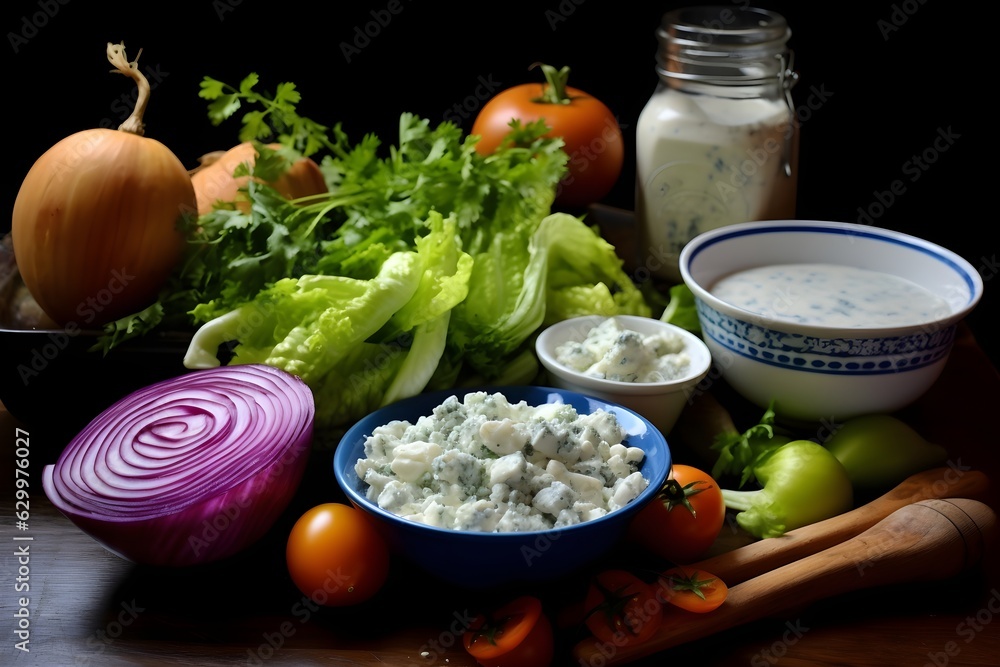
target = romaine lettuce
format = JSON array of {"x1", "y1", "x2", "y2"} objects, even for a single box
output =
[{"x1": 103, "y1": 77, "x2": 655, "y2": 433}]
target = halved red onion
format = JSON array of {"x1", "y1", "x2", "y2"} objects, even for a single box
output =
[{"x1": 42, "y1": 364, "x2": 315, "y2": 567}]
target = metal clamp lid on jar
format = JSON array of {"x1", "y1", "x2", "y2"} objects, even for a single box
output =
[
  {"x1": 656, "y1": 6, "x2": 797, "y2": 86},
  {"x1": 655, "y1": 5, "x2": 800, "y2": 175}
]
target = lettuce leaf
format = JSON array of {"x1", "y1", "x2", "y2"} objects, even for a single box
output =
[
  {"x1": 449, "y1": 212, "x2": 651, "y2": 377},
  {"x1": 660, "y1": 283, "x2": 702, "y2": 334},
  {"x1": 183, "y1": 212, "x2": 473, "y2": 430},
  {"x1": 540, "y1": 215, "x2": 651, "y2": 324},
  {"x1": 101, "y1": 76, "x2": 656, "y2": 434},
  {"x1": 182, "y1": 251, "x2": 423, "y2": 381}
]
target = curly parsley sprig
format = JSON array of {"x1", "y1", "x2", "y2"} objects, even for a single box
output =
[
  {"x1": 710, "y1": 402, "x2": 793, "y2": 487},
  {"x1": 198, "y1": 73, "x2": 347, "y2": 159}
]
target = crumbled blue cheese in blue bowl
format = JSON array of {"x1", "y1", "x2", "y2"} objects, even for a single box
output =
[{"x1": 334, "y1": 386, "x2": 671, "y2": 589}]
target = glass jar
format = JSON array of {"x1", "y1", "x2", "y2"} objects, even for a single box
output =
[{"x1": 635, "y1": 6, "x2": 800, "y2": 283}]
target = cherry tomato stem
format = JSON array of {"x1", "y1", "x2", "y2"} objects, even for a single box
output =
[
  {"x1": 626, "y1": 464, "x2": 726, "y2": 564},
  {"x1": 464, "y1": 595, "x2": 554, "y2": 667},
  {"x1": 657, "y1": 567, "x2": 729, "y2": 613},
  {"x1": 583, "y1": 570, "x2": 664, "y2": 647}
]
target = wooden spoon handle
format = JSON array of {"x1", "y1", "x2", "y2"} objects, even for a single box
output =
[
  {"x1": 693, "y1": 466, "x2": 989, "y2": 586},
  {"x1": 573, "y1": 498, "x2": 997, "y2": 665}
]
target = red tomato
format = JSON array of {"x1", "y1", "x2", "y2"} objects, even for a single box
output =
[
  {"x1": 582, "y1": 569, "x2": 664, "y2": 647},
  {"x1": 657, "y1": 567, "x2": 729, "y2": 613},
  {"x1": 627, "y1": 463, "x2": 726, "y2": 563},
  {"x1": 463, "y1": 595, "x2": 554, "y2": 667},
  {"x1": 285, "y1": 503, "x2": 390, "y2": 606},
  {"x1": 471, "y1": 63, "x2": 624, "y2": 209}
]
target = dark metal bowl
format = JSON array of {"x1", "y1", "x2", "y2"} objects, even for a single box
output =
[{"x1": 1, "y1": 235, "x2": 192, "y2": 460}]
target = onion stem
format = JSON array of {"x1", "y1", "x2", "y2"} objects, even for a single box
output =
[{"x1": 106, "y1": 41, "x2": 149, "y2": 136}]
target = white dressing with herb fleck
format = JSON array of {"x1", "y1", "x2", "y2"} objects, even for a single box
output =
[
  {"x1": 710, "y1": 263, "x2": 952, "y2": 327},
  {"x1": 635, "y1": 93, "x2": 798, "y2": 283}
]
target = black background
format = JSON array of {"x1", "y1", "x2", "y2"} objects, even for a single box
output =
[{"x1": 3, "y1": 0, "x2": 994, "y2": 367}]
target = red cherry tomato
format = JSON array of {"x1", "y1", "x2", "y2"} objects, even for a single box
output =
[
  {"x1": 582, "y1": 569, "x2": 664, "y2": 647},
  {"x1": 472, "y1": 63, "x2": 624, "y2": 209},
  {"x1": 463, "y1": 595, "x2": 555, "y2": 667},
  {"x1": 627, "y1": 464, "x2": 727, "y2": 564},
  {"x1": 285, "y1": 503, "x2": 390, "y2": 606}
]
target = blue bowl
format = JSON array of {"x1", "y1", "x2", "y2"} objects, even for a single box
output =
[{"x1": 334, "y1": 386, "x2": 671, "y2": 589}]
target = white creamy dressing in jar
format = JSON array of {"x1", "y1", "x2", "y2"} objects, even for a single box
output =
[
  {"x1": 636, "y1": 91, "x2": 798, "y2": 283},
  {"x1": 555, "y1": 317, "x2": 691, "y2": 382},
  {"x1": 635, "y1": 6, "x2": 800, "y2": 284},
  {"x1": 710, "y1": 263, "x2": 952, "y2": 327}
]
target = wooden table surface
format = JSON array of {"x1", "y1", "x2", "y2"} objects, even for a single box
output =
[{"x1": 2, "y1": 322, "x2": 999, "y2": 667}]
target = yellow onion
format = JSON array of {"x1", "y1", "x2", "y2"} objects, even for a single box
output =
[
  {"x1": 11, "y1": 42, "x2": 195, "y2": 327},
  {"x1": 190, "y1": 141, "x2": 328, "y2": 215}
]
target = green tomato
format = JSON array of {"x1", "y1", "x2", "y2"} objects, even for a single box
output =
[
  {"x1": 824, "y1": 415, "x2": 947, "y2": 490},
  {"x1": 722, "y1": 439, "x2": 854, "y2": 539}
]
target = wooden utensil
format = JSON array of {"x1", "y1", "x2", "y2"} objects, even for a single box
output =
[
  {"x1": 573, "y1": 497, "x2": 998, "y2": 665},
  {"x1": 694, "y1": 466, "x2": 990, "y2": 586}
]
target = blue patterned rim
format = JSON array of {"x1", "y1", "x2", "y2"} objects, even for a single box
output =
[
  {"x1": 683, "y1": 223, "x2": 982, "y2": 318},
  {"x1": 697, "y1": 300, "x2": 956, "y2": 375}
]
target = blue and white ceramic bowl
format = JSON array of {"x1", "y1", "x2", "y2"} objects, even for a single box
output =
[
  {"x1": 334, "y1": 386, "x2": 671, "y2": 589},
  {"x1": 679, "y1": 220, "x2": 983, "y2": 423}
]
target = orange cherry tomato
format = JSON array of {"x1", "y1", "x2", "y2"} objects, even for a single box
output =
[
  {"x1": 471, "y1": 63, "x2": 624, "y2": 209},
  {"x1": 463, "y1": 595, "x2": 555, "y2": 667},
  {"x1": 285, "y1": 503, "x2": 390, "y2": 606},
  {"x1": 627, "y1": 464, "x2": 726, "y2": 563},
  {"x1": 582, "y1": 569, "x2": 664, "y2": 647},
  {"x1": 657, "y1": 567, "x2": 729, "y2": 613}
]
